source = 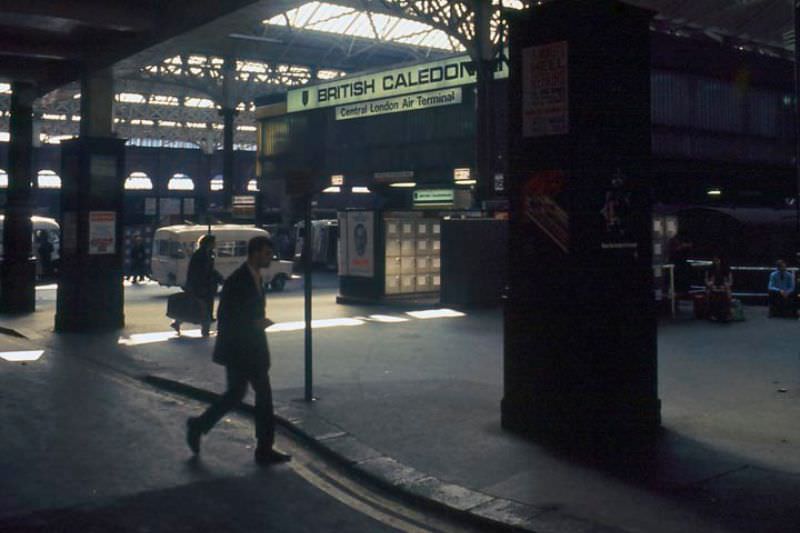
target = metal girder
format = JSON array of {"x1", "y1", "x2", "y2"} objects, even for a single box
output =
[{"x1": 0, "y1": 0, "x2": 157, "y2": 32}]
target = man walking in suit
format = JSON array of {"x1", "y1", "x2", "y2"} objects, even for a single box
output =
[{"x1": 186, "y1": 236, "x2": 290, "y2": 465}]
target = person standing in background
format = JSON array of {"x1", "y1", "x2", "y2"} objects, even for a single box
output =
[{"x1": 129, "y1": 235, "x2": 148, "y2": 284}]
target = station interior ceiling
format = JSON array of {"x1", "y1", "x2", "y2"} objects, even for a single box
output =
[{"x1": 0, "y1": 0, "x2": 795, "y2": 153}]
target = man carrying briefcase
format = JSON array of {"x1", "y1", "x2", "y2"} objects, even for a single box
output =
[{"x1": 169, "y1": 234, "x2": 223, "y2": 336}]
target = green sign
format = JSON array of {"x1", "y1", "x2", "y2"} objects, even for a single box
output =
[{"x1": 413, "y1": 189, "x2": 455, "y2": 207}]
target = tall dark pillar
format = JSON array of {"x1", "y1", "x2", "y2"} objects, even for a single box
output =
[
  {"x1": 55, "y1": 69, "x2": 126, "y2": 332},
  {"x1": 502, "y1": 1, "x2": 659, "y2": 442},
  {"x1": 221, "y1": 57, "x2": 237, "y2": 212},
  {"x1": 1, "y1": 82, "x2": 37, "y2": 313},
  {"x1": 794, "y1": 0, "x2": 800, "y2": 237}
]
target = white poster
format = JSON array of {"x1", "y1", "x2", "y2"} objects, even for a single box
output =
[
  {"x1": 183, "y1": 198, "x2": 195, "y2": 215},
  {"x1": 88, "y1": 211, "x2": 116, "y2": 255},
  {"x1": 347, "y1": 211, "x2": 374, "y2": 278},
  {"x1": 522, "y1": 41, "x2": 569, "y2": 137}
]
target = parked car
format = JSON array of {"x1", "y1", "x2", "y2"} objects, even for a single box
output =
[{"x1": 150, "y1": 224, "x2": 293, "y2": 291}]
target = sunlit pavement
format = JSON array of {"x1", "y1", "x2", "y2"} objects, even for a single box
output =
[{"x1": 3, "y1": 275, "x2": 800, "y2": 532}]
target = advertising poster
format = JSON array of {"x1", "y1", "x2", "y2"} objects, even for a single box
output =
[
  {"x1": 347, "y1": 211, "x2": 374, "y2": 278},
  {"x1": 522, "y1": 41, "x2": 569, "y2": 137},
  {"x1": 522, "y1": 170, "x2": 569, "y2": 254},
  {"x1": 88, "y1": 211, "x2": 116, "y2": 255}
]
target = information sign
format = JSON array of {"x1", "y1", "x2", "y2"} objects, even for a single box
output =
[
  {"x1": 88, "y1": 211, "x2": 116, "y2": 255},
  {"x1": 522, "y1": 41, "x2": 569, "y2": 137}
]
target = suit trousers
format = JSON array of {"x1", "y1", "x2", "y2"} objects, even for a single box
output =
[{"x1": 196, "y1": 365, "x2": 275, "y2": 448}]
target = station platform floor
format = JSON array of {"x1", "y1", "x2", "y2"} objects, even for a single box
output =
[{"x1": 1, "y1": 276, "x2": 799, "y2": 532}]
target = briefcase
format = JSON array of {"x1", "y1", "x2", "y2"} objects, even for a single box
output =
[{"x1": 166, "y1": 292, "x2": 207, "y2": 324}]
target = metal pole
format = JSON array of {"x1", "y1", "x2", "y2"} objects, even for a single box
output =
[
  {"x1": 303, "y1": 194, "x2": 314, "y2": 401},
  {"x1": 474, "y1": 0, "x2": 495, "y2": 207},
  {"x1": 795, "y1": 1, "x2": 800, "y2": 240},
  {"x1": 222, "y1": 56, "x2": 236, "y2": 214}
]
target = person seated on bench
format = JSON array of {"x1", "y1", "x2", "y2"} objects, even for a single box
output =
[
  {"x1": 705, "y1": 255, "x2": 733, "y2": 322},
  {"x1": 768, "y1": 260, "x2": 796, "y2": 318}
]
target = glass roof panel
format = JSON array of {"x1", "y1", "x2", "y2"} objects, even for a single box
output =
[{"x1": 265, "y1": 1, "x2": 463, "y2": 52}]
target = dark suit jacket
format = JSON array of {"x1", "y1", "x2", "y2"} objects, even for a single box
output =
[
  {"x1": 186, "y1": 249, "x2": 223, "y2": 298},
  {"x1": 212, "y1": 263, "x2": 269, "y2": 374}
]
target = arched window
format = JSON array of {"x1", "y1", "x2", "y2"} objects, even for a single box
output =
[
  {"x1": 37, "y1": 169, "x2": 61, "y2": 189},
  {"x1": 247, "y1": 179, "x2": 259, "y2": 192},
  {"x1": 167, "y1": 173, "x2": 194, "y2": 191},
  {"x1": 0, "y1": 169, "x2": 7, "y2": 189},
  {"x1": 124, "y1": 172, "x2": 154, "y2": 191},
  {"x1": 209, "y1": 175, "x2": 224, "y2": 192}
]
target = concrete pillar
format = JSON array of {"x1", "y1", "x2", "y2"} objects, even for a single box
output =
[
  {"x1": 1, "y1": 82, "x2": 37, "y2": 313},
  {"x1": 794, "y1": 0, "x2": 800, "y2": 237},
  {"x1": 221, "y1": 57, "x2": 237, "y2": 212},
  {"x1": 503, "y1": 1, "x2": 659, "y2": 443},
  {"x1": 55, "y1": 69, "x2": 126, "y2": 332},
  {"x1": 80, "y1": 68, "x2": 114, "y2": 137}
]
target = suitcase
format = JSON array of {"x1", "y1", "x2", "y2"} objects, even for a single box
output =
[{"x1": 166, "y1": 292, "x2": 207, "y2": 324}]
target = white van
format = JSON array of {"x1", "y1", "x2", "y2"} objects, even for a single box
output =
[
  {"x1": 0, "y1": 215, "x2": 60, "y2": 277},
  {"x1": 150, "y1": 224, "x2": 294, "y2": 291}
]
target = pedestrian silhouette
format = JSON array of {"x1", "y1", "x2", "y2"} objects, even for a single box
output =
[{"x1": 186, "y1": 236, "x2": 290, "y2": 465}]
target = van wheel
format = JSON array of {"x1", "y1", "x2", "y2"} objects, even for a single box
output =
[{"x1": 270, "y1": 274, "x2": 287, "y2": 292}]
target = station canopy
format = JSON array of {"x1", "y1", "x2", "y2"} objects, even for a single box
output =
[{"x1": 0, "y1": 0, "x2": 795, "y2": 151}]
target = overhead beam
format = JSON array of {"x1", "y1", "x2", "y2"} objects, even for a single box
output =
[
  {"x1": 0, "y1": 0, "x2": 156, "y2": 32},
  {"x1": 0, "y1": 31, "x2": 90, "y2": 60}
]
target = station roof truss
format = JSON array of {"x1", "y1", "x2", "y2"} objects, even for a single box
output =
[
  {"x1": 628, "y1": 0, "x2": 795, "y2": 52},
  {"x1": 0, "y1": 0, "x2": 794, "y2": 151}
]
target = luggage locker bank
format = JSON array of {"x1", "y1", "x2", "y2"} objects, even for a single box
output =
[{"x1": 255, "y1": 53, "x2": 509, "y2": 304}]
